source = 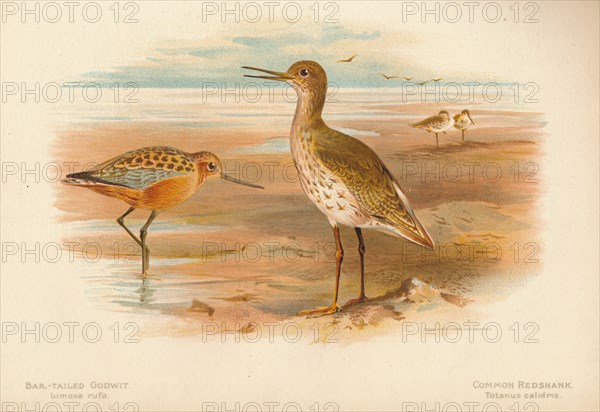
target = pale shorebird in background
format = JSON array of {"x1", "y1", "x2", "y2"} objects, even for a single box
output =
[
  {"x1": 337, "y1": 54, "x2": 358, "y2": 63},
  {"x1": 453, "y1": 109, "x2": 476, "y2": 142},
  {"x1": 244, "y1": 61, "x2": 434, "y2": 316},
  {"x1": 62, "y1": 146, "x2": 262, "y2": 275},
  {"x1": 411, "y1": 110, "x2": 455, "y2": 147}
]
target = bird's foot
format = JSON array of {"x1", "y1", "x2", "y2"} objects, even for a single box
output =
[
  {"x1": 343, "y1": 296, "x2": 368, "y2": 308},
  {"x1": 297, "y1": 304, "x2": 341, "y2": 318}
]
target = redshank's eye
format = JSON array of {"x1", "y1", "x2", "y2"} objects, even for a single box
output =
[
  {"x1": 299, "y1": 68, "x2": 309, "y2": 77},
  {"x1": 207, "y1": 162, "x2": 217, "y2": 171}
]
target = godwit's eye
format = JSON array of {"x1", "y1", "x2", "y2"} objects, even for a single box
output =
[
  {"x1": 299, "y1": 68, "x2": 309, "y2": 77},
  {"x1": 207, "y1": 162, "x2": 217, "y2": 171}
]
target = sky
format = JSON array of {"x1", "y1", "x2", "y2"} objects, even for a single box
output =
[
  {"x1": 4, "y1": 1, "x2": 575, "y2": 89},
  {"x1": 79, "y1": 25, "x2": 439, "y2": 88}
]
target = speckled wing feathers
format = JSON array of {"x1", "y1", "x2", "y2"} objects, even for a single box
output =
[
  {"x1": 313, "y1": 128, "x2": 418, "y2": 232},
  {"x1": 69, "y1": 146, "x2": 195, "y2": 190},
  {"x1": 412, "y1": 114, "x2": 444, "y2": 129}
]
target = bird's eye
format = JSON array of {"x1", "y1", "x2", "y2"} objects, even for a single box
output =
[
  {"x1": 299, "y1": 68, "x2": 309, "y2": 77},
  {"x1": 207, "y1": 162, "x2": 217, "y2": 171}
]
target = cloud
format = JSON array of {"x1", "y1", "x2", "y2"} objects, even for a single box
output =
[{"x1": 75, "y1": 25, "x2": 482, "y2": 88}]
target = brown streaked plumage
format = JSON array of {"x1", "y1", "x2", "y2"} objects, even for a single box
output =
[
  {"x1": 411, "y1": 110, "x2": 455, "y2": 147},
  {"x1": 62, "y1": 146, "x2": 263, "y2": 275},
  {"x1": 243, "y1": 61, "x2": 434, "y2": 317}
]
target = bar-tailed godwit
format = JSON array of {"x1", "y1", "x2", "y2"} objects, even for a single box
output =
[{"x1": 62, "y1": 146, "x2": 263, "y2": 275}]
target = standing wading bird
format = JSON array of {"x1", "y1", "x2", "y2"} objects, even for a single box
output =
[
  {"x1": 337, "y1": 54, "x2": 358, "y2": 63},
  {"x1": 243, "y1": 61, "x2": 434, "y2": 316},
  {"x1": 453, "y1": 109, "x2": 476, "y2": 142},
  {"x1": 62, "y1": 146, "x2": 263, "y2": 275},
  {"x1": 411, "y1": 110, "x2": 455, "y2": 147}
]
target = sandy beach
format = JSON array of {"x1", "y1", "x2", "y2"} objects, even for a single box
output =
[{"x1": 54, "y1": 88, "x2": 544, "y2": 340}]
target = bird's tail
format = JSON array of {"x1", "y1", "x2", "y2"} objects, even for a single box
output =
[{"x1": 62, "y1": 171, "x2": 96, "y2": 186}]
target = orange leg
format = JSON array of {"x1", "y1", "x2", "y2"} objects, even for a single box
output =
[
  {"x1": 345, "y1": 228, "x2": 368, "y2": 306},
  {"x1": 297, "y1": 224, "x2": 343, "y2": 317}
]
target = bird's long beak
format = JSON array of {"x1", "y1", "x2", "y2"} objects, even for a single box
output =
[
  {"x1": 468, "y1": 113, "x2": 475, "y2": 125},
  {"x1": 222, "y1": 173, "x2": 264, "y2": 189},
  {"x1": 242, "y1": 66, "x2": 292, "y2": 82}
]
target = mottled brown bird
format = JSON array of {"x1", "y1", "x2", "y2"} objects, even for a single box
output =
[
  {"x1": 62, "y1": 146, "x2": 263, "y2": 275},
  {"x1": 411, "y1": 111, "x2": 455, "y2": 147},
  {"x1": 453, "y1": 109, "x2": 476, "y2": 141},
  {"x1": 244, "y1": 61, "x2": 434, "y2": 316}
]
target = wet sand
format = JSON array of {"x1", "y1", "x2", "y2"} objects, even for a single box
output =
[{"x1": 54, "y1": 96, "x2": 544, "y2": 340}]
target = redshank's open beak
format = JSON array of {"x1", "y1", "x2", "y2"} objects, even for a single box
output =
[
  {"x1": 222, "y1": 173, "x2": 264, "y2": 189},
  {"x1": 242, "y1": 66, "x2": 292, "y2": 82}
]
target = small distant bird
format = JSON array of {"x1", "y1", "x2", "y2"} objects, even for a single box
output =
[
  {"x1": 62, "y1": 146, "x2": 263, "y2": 275},
  {"x1": 403, "y1": 77, "x2": 414, "y2": 81},
  {"x1": 244, "y1": 61, "x2": 434, "y2": 316},
  {"x1": 411, "y1": 110, "x2": 455, "y2": 147},
  {"x1": 417, "y1": 80, "x2": 430, "y2": 86},
  {"x1": 378, "y1": 73, "x2": 400, "y2": 79},
  {"x1": 453, "y1": 109, "x2": 475, "y2": 141},
  {"x1": 337, "y1": 54, "x2": 358, "y2": 63},
  {"x1": 431, "y1": 78, "x2": 443, "y2": 82}
]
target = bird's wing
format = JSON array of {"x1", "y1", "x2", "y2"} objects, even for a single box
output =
[
  {"x1": 313, "y1": 127, "x2": 428, "y2": 242},
  {"x1": 411, "y1": 115, "x2": 442, "y2": 128},
  {"x1": 453, "y1": 114, "x2": 461, "y2": 121},
  {"x1": 69, "y1": 146, "x2": 194, "y2": 190}
]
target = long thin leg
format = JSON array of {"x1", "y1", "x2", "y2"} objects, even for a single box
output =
[
  {"x1": 435, "y1": 133, "x2": 439, "y2": 147},
  {"x1": 140, "y1": 210, "x2": 157, "y2": 275},
  {"x1": 462, "y1": 129, "x2": 465, "y2": 142},
  {"x1": 356, "y1": 228, "x2": 366, "y2": 300},
  {"x1": 345, "y1": 228, "x2": 368, "y2": 306},
  {"x1": 297, "y1": 224, "x2": 343, "y2": 317},
  {"x1": 117, "y1": 207, "x2": 149, "y2": 272},
  {"x1": 117, "y1": 207, "x2": 142, "y2": 247},
  {"x1": 331, "y1": 224, "x2": 343, "y2": 307}
]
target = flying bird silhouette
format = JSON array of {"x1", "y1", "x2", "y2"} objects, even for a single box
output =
[
  {"x1": 403, "y1": 77, "x2": 414, "y2": 81},
  {"x1": 378, "y1": 73, "x2": 400, "y2": 79},
  {"x1": 337, "y1": 54, "x2": 358, "y2": 63}
]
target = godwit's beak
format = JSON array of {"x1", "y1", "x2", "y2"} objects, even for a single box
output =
[
  {"x1": 222, "y1": 173, "x2": 264, "y2": 189},
  {"x1": 242, "y1": 66, "x2": 292, "y2": 82},
  {"x1": 468, "y1": 113, "x2": 475, "y2": 125}
]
